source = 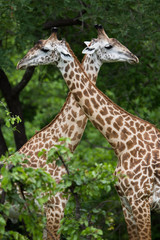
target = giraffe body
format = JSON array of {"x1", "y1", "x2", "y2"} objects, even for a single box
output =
[{"x1": 16, "y1": 27, "x2": 160, "y2": 240}]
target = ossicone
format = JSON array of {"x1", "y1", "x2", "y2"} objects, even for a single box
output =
[
  {"x1": 94, "y1": 24, "x2": 103, "y2": 30},
  {"x1": 51, "y1": 27, "x2": 58, "y2": 33}
]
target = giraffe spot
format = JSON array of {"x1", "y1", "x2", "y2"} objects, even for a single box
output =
[
  {"x1": 138, "y1": 140, "x2": 144, "y2": 148},
  {"x1": 81, "y1": 75, "x2": 88, "y2": 84},
  {"x1": 39, "y1": 142, "x2": 44, "y2": 149},
  {"x1": 97, "y1": 94, "x2": 106, "y2": 105},
  {"x1": 130, "y1": 127, "x2": 136, "y2": 134},
  {"x1": 124, "y1": 177, "x2": 130, "y2": 187},
  {"x1": 123, "y1": 160, "x2": 128, "y2": 170},
  {"x1": 126, "y1": 140, "x2": 134, "y2": 149},
  {"x1": 134, "y1": 164, "x2": 141, "y2": 173},
  {"x1": 55, "y1": 219, "x2": 60, "y2": 224},
  {"x1": 90, "y1": 66, "x2": 93, "y2": 71},
  {"x1": 137, "y1": 132, "x2": 143, "y2": 140},
  {"x1": 83, "y1": 105, "x2": 94, "y2": 116},
  {"x1": 62, "y1": 202, "x2": 66, "y2": 208},
  {"x1": 31, "y1": 163, "x2": 38, "y2": 168},
  {"x1": 78, "y1": 133, "x2": 82, "y2": 139},
  {"x1": 92, "y1": 120, "x2": 103, "y2": 131},
  {"x1": 68, "y1": 125, "x2": 75, "y2": 137},
  {"x1": 80, "y1": 83, "x2": 84, "y2": 89},
  {"x1": 71, "y1": 110, "x2": 77, "y2": 118},
  {"x1": 105, "y1": 116, "x2": 113, "y2": 125},
  {"x1": 130, "y1": 120, "x2": 134, "y2": 126},
  {"x1": 70, "y1": 83, "x2": 75, "y2": 91},
  {"x1": 96, "y1": 114, "x2": 105, "y2": 126},
  {"x1": 146, "y1": 125, "x2": 152, "y2": 131},
  {"x1": 133, "y1": 173, "x2": 141, "y2": 181},
  {"x1": 70, "y1": 62, "x2": 74, "y2": 68},
  {"x1": 121, "y1": 128, "x2": 131, "y2": 141},
  {"x1": 91, "y1": 98, "x2": 100, "y2": 109},
  {"x1": 149, "y1": 130, "x2": 156, "y2": 135},
  {"x1": 108, "y1": 107, "x2": 115, "y2": 115},
  {"x1": 135, "y1": 122, "x2": 140, "y2": 130},
  {"x1": 113, "y1": 122, "x2": 120, "y2": 131},
  {"x1": 140, "y1": 175, "x2": 146, "y2": 185},
  {"x1": 156, "y1": 140, "x2": 160, "y2": 149},
  {"x1": 122, "y1": 152, "x2": 130, "y2": 161},
  {"x1": 83, "y1": 89, "x2": 89, "y2": 97},
  {"x1": 74, "y1": 91, "x2": 82, "y2": 102},
  {"x1": 62, "y1": 123, "x2": 68, "y2": 133},
  {"x1": 143, "y1": 132, "x2": 150, "y2": 140},
  {"x1": 79, "y1": 108, "x2": 84, "y2": 116},
  {"x1": 55, "y1": 197, "x2": 60, "y2": 205},
  {"x1": 152, "y1": 150, "x2": 159, "y2": 160},
  {"x1": 148, "y1": 166, "x2": 153, "y2": 177},
  {"x1": 76, "y1": 74, "x2": 80, "y2": 80},
  {"x1": 125, "y1": 122, "x2": 130, "y2": 128},
  {"x1": 82, "y1": 118, "x2": 87, "y2": 128},
  {"x1": 85, "y1": 98, "x2": 91, "y2": 107},
  {"x1": 144, "y1": 152, "x2": 151, "y2": 165},
  {"x1": 100, "y1": 106, "x2": 108, "y2": 115},
  {"x1": 117, "y1": 142, "x2": 125, "y2": 152},
  {"x1": 115, "y1": 116, "x2": 123, "y2": 126},
  {"x1": 151, "y1": 134, "x2": 157, "y2": 141},
  {"x1": 139, "y1": 125, "x2": 145, "y2": 132},
  {"x1": 78, "y1": 68, "x2": 82, "y2": 73},
  {"x1": 31, "y1": 145, "x2": 37, "y2": 151},
  {"x1": 76, "y1": 82, "x2": 79, "y2": 88},
  {"x1": 138, "y1": 148, "x2": 146, "y2": 158},
  {"x1": 110, "y1": 130, "x2": 118, "y2": 139},
  {"x1": 125, "y1": 116, "x2": 130, "y2": 121},
  {"x1": 88, "y1": 87, "x2": 96, "y2": 96},
  {"x1": 28, "y1": 151, "x2": 33, "y2": 156},
  {"x1": 114, "y1": 110, "x2": 119, "y2": 115},
  {"x1": 131, "y1": 157, "x2": 140, "y2": 167},
  {"x1": 71, "y1": 132, "x2": 78, "y2": 141},
  {"x1": 64, "y1": 73, "x2": 67, "y2": 78},
  {"x1": 130, "y1": 148, "x2": 138, "y2": 157},
  {"x1": 65, "y1": 64, "x2": 70, "y2": 72},
  {"x1": 126, "y1": 187, "x2": 134, "y2": 195}
]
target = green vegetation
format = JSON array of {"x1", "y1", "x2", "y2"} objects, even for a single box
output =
[{"x1": 0, "y1": 0, "x2": 160, "y2": 239}]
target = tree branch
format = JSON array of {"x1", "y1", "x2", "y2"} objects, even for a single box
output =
[
  {"x1": 43, "y1": 10, "x2": 86, "y2": 30},
  {"x1": 12, "y1": 67, "x2": 35, "y2": 96}
]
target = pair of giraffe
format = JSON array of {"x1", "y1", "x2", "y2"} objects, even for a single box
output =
[{"x1": 16, "y1": 25, "x2": 160, "y2": 240}]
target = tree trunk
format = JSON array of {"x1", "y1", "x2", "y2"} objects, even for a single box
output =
[
  {"x1": 0, "y1": 124, "x2": 8, "y2": 156},
  {"x1": 0, "y1": 67, "x2": 35, "y2": 151}
]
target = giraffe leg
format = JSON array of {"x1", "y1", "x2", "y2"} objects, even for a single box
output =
[
  {"x1": 43, "y1": 193, "x2": 68, "y2": 240},
  {"x1": 119, "y1": 196, "x2": 139, "y2": 240},
  {"x1": 129, "y1": 198, "x2": 151, "y2": 240}
]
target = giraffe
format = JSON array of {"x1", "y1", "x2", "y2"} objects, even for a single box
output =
[
  {"x1": 15, "y1": 26, "x2": 138, "y2": 239},
  {"x1": 17, "y1": 27, "x2": 160, "y2": 240}
]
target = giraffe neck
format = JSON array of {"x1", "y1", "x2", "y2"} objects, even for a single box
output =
[
  {"x1": 56, "y1": 52, "x2": 155, "y2": 158},
  {"x1": 82, "y1": 54, "x2": 102, "y2": 83}
]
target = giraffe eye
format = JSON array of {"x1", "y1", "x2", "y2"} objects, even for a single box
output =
[
  {"x1": 105, "y1": 45, "x2": 113, "y2": 50},
  {"x1": 41, "y1": 48, "x2": 49, "y2": 53}
]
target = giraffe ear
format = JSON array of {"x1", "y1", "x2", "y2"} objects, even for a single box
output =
[
  {"x1": 84, "y1": 41, "x2": 91, "y2": 46},
  {"x1": 82, "y1": 46, "x2": 96, "y2": 54}
]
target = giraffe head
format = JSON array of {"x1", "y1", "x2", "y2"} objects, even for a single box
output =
[
  {"x1": 82, "y1": 25, "x2": 139, "y2": 64},
  {"x1": 17, "y1": 27, "x2": 73, "y2": 70}
]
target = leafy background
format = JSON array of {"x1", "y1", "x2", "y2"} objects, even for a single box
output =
[{"x1": 0, "y1": 0, "x2": 160, "y2": 239}]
